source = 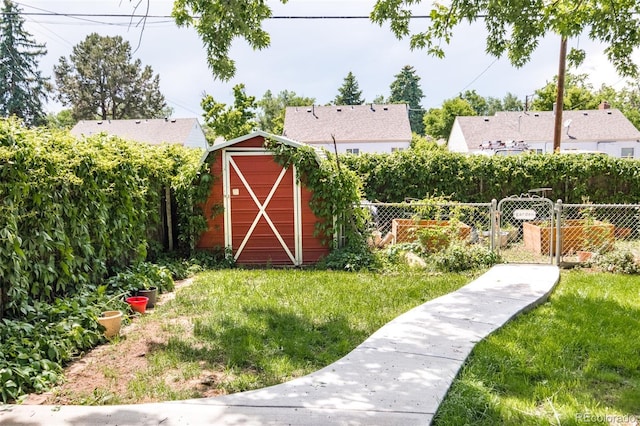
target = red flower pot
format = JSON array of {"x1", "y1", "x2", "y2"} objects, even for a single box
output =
[{"x1": 126, "y1": 296, "x2": 148, "y2": 314}]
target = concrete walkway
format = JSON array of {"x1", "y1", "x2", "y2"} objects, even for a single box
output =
[{"x1": 0, "y1": 264, "x2": 559, "y2": 426}]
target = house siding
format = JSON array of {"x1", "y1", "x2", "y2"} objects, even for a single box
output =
[{"x1": 448, "y1": 109, "x2": 640, "y2": 158}]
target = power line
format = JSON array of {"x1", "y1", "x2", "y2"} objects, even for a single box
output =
[
  {"x1": 9, "y1": 11, "x2": 438, "y2": 21},
  {"x1": 457, "y1": 58, "x2": 499, "y2": 94}
]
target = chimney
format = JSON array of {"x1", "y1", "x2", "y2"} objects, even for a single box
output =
[{"x1": 599, "y1": 101, "x2": 611, "y2": 110}]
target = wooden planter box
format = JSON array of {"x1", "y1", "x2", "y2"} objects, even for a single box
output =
[
  {"x1": 523, "y1": 220, "x2": 614, "y2": 255},
  {"x1": 391, "y1": 219, "x2": 471, "y2": 245}
]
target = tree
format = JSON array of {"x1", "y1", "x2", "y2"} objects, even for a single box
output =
[
  {"x1": 45, "y1": 109, "x2": 76, "y2": 130},
  {"x1": 502, "y1": 93, "x2": 524, "y2": 112},
  {"x1": 371, "y1": 0, "x2": 640, "y2": 78},
  {"x1": 459, "y1": 90, "x2": 524, "y2": 115},
  {"x1": 334, "y1": 71, "x2": 364, "y2": 105},
  {"x1": 389, "y1": 65, "x2": 425, "y2": 134},
  {"x1": 460, "y1": 90, "x2": 488, "y2": 116},
  {"x1": 372, "y1": 94, "x2": 386, "y2": 104},
  {"x1": 423, "y1": 97, "x2": 476, "y2": 140},
  {"x1": 531, "y1": 73, "x2": 599, "y2": 111},
  {"x1": 0, "y1": 0, "x2": 50, "y2": 127},
  {"x1": 54, "y1": 33, "x2": 166, "y2": 121},
  {"x1": 170, "y1": 1, "x2": 640, "y2": 83},
  {"x1": 257, "y1": 90, "x2": 315, "y2": 134},
  {"x1": 410, "y1": 133, "x2": 443, "y2": 151},
  {"x1": 598, "y1": 83, "x2": 640, "y2": 130},
  {"x1": 201, "y1": 83, "x2": 257, "y2": 140},
  {"x1": 172, "y1": 0, "x2": 274, "y2": 81},
  {"x1": 484, "y1": 97, "x2": 504, "y2": 116}
]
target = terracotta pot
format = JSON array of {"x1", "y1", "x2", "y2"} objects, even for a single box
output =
[
  {"x1": 97, "y1": 310, "x2": 123, "y2": 338},
  {"x1": 137, "y1": 287, "x2": 157, "y2": 308},
  {"x1": 125, "y1": 296, "x2": 148, "y2": 314}
]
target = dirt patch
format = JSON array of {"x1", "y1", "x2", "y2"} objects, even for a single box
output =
[{"x1": 24, "y1": 278, "x2": 227, "y2": 405}]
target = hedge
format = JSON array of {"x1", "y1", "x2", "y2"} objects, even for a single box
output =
[
  {"x1": 0, "y1": 118, "x2": 205, "y2": 319},
  {"x1": 341, "y1": 149, "x2": 640, "y2": 204}
]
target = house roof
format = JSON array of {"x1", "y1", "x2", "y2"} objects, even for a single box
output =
[
  {"x1": 70, "y1": 118, "x2": 203, "y2": 146},
  {"x1": 282, "y1": 104, "x2": 412, "y2": 144},
  {"x1": 201, "y1": 130, "x2": 325, "y2": 164},
  {"x1": 454, "y1": 109, "x2": 640, "y2": 150}
]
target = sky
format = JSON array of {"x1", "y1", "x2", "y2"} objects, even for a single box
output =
[{"x1": 17, "y1": 0, "x2": 640, "y2": 119}]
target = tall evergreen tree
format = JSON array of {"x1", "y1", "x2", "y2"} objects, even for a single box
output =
[
  {"x1": 54, "y1": 33, "x2": 166, "y2": 121},
  {"x1": 0, "y1": 0, "x2": 50, "y2": 127},
  {"x1": 334, "y1": 71, "x2": 364, "y2": 105},
  {"x1": 389, "y1": 65, "x2": 425, "y2": 134}
]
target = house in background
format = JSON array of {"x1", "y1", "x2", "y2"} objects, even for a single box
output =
[
  {"x1": 448, "y1": 102, "x2": 640, "y2": 158},
  {"x1": 70, "y1": 118, "x2": 208, "y2": 150},
  {"x1": 282, "y1": 104, "x2": 412, "y2": 154}
]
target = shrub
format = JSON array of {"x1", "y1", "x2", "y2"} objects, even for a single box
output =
[
  {"x1": 417, "y1": 226, "x2": 457, "y2": 253},
  {"x1": 105, "y1": 262, "x2": 175, "y2": 296},
  {"x1": 0, "y1": 293, "x2": 110, "y2": 403},
  {"x1": 594, "y1": 251, "x2": 639, "y2": 274},
  {"x1": 0, "y1": 119, "x2": 203, "y2": 318},
  {"x1": 433, "y1": 244, "x2": 502, "y2": 272},
  {"x1": 316, "y1": 243, "x2": 384, "y2": 272},
  {"x1": 341, "y1": 149, "x2": 640, "y2": 204},
  {"x1": 155, "y1": 249, "x2": 236, "y2": 280}
]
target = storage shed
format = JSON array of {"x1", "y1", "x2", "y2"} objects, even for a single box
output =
[{"x1": 197, "y1": 131, "x2": 330, "y2": 266}]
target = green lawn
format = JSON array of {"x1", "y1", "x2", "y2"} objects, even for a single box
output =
[
  {"x1": 434, "y1": 270, "x2": 640, "y2": 425},
  {"x1": 84, "y1": 268, "x2": 472, "y2": 403}
]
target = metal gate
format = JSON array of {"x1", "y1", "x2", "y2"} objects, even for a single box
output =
[{"x1": 496, "y1": 195, "x2": 555, "y2": 264}]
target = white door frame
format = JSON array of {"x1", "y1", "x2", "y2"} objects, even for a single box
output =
[{"x1": 222, "y1": 149, "x2": 302, "y2": 265}]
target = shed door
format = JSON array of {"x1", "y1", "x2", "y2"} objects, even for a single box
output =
[{"x1": 223, "y1": 150, "x2": 302, "y2": 265}]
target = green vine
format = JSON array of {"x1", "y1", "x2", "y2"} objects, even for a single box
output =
[
  {"x1": 0, "y1": 118, "x2": 205, "y2": 318},
  {"x1": 264, "y1": 138, "x2": 367, "y2": 249},
  {"x1": 173, "y1": 152, "x2": 216, "y2": 254},
  {"x1": 341, "y1": 149, "x2": 640, "y2": 203}
]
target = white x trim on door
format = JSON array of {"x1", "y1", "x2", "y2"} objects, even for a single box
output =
[{"x1": 223, "y1": 150, "x2": 302, "y2": 265}]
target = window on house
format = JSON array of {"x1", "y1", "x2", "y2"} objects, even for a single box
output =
[
  {"x1": 346, "y1": 148, "x2": 360, "y2": 155},
  {"x1": 391, "y1": 147, "x2": 405, "y2": 153},
  {"x1": 621, "y1": 147, "x2": 634, "y2": 158}
]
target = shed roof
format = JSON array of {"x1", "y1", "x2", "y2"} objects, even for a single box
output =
[
  {"x1": 283, "y1": 104, "x2": 412, "y2": 143},
  {"x1": 200, "y1": 131, "x2": 325, "y2": 164},
  {"x1": 71, "y1": 118, "x2": 203, "y2": 146},
  {"x1": 454, "y1": 109, "x2": 640, "y2": 150}
]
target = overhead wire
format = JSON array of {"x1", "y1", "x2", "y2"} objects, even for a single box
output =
[{"x1": 13, "y1": 2, "x2": 630, "y2": 115}]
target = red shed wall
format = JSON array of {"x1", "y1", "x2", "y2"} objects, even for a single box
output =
[{"x1": 300, "y1": 187, "x2": 330, "y2": 264}]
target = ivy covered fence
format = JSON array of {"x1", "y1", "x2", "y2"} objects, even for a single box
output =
[{"x1": 0, "y1": 118, "x2": 207, "y2": 319}]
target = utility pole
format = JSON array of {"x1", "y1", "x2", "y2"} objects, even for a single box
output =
[{"x1": 553, "y1": 37, "x2": 568, "y2": 153}]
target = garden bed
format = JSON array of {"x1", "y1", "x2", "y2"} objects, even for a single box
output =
[
  {"x1": 391, "y1": 219, "x2": 471, "y2": 245},
  {"x1": 523, "y1": 219, "x2": 615, "y2": 255}
]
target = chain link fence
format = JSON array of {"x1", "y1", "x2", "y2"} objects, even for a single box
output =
[
  {"x1": 357, "y1": 200, "x2": 640, "y2": 266},
  {"x1": 555, "y1": 202, "x2": 640, "y2": 265},
  {"x1": 359, "y1": 201, "x2": 493, "y2": 251}
]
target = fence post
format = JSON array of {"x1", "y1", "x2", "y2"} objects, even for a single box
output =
[
  {"x1": 555, "y1": 199, "x2": 562, "y2": 265},
  {"x1": 490, "y1": 199, "x2": 497, "y2": 252}
]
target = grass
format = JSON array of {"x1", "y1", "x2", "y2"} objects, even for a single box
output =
[
  {"x1": 433, "y1": 270, "x2": 640, "y2": 425},
  {"x1": 84, "y1": 268, "x2": 473, "y2": 403}
]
